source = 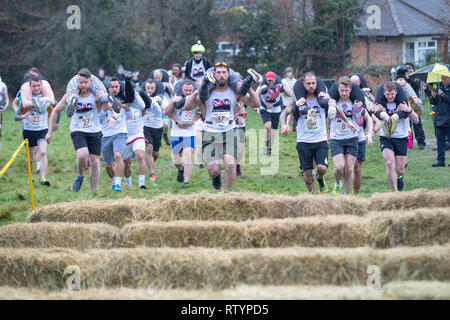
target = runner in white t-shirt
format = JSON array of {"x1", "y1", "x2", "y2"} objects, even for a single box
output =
[
  {"x1": 14, "y1": 75, "x2": 52, "y2": 186},
  {"x1": 46, "y1": 68, "x2": 109, "y2": 193},
  {"x1": 184, "y1": 62, "x2": 260, "y2": 192},
  {"x1": 374, "y1": 82, "x2": 419, "y2": 191},
  {"x1": 164, "y1": 80, "x2": 201, "y2": 188},
  {"x1": 0, "y1": 77, "x2": 9, "y2": 138},
  {"x1": 123, "y1": 89, "x2": 147, "y2": 189}
]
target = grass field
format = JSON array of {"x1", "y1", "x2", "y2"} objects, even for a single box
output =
[{"x1": 0, "y1": 100, "x2": 449, "y2": 226}]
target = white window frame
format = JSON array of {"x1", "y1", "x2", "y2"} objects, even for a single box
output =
[{"x1": 402, "y1": 37, "x2": 437, "y2": 66}]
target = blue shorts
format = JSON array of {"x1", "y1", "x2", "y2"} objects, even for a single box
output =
[
  {"x1": 162, "y1": 115, "x2": 169, "y2": 120},
  {"x1": 101, "y1": 133, "x2": 127, "y2": 165},
  {"x1": 171, "y1": 136, "x2": 195, "y2": 155}
]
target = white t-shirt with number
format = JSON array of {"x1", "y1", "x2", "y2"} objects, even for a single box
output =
[
  {"x1": 22, "y1": 94, "x2": 48, "y2": 131},
  {"x1": 171, "y1": 107, "x2": 198, "y2": 137},
  {"x1": 330, "y1": 101, "x2": 359, "y2": 140},
  {"x1": 70, "y1": 92, "x2": 101, "y2": 133},
  {"x1": 143, "y1": 101, "x2": 163, "y2": 129},
  {"x1": 379, "y1": 103, "x2": 409, "y2": 139},
  {"x1": 204, "y1": 87, "x2": 237, "y2": 133},
  {"x1": 296, "y1": 98, "x2": 327, "y2": 143}
]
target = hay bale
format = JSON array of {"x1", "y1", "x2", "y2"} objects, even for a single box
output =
[
  {"x1": 28, "y1": 193, "x2": 370, "y2": 226},
  {"x1": 1, "y1": 246, "x2": 448, "y2": 290},
  {"x1": 121, "y1": 216, "x2": 370, "y2": 248},
  {"x1": 28, "y1": 199, "x2": 147, "y2": 227},
  {"x1": 369, "y1": 208, "x2": 450, "y2": 248},
  {"x1": 1, "y1": 282, "x2": 449, "y2": 300},
  {"x1": 0, "y1": 223, "x2": 121, "y2": 250},
  {"x1": 369, "y1": 189, "x2": 450, "y2": 211},
  {"x1": 0, "y1": 248, "x2": 85, "y2": 290}
]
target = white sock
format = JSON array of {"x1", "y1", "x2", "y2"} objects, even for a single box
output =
[
  {"x1": 36, "y1": 161, "x2": 41, "y2": 171},
  {"x1": 335, "y1": 181, "x2": 342, "y2": 187},
  {"x1": 111, "y1": 177, "x2": 115, "y2": 185},
  {"x1": 114, "y1": 177, "x2": 122, "y2": 186},
  {"x1": 125, "y1": 176, "x2": 132, "y2": 187},
  {"x1": 138, "y1": 175, "x2": 145, "y2": 186}
]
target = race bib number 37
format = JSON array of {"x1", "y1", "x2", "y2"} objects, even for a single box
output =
[{"x1": 212, "y1": 111, "x2": 230, "y2": 126}]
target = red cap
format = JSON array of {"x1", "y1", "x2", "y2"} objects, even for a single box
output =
[{"x1": 266, "y1": 72, "x2": 276, "y2": 81}]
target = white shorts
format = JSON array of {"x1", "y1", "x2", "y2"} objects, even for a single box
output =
[{"x1": 123, "y1": 135, "x2": 145, "y2": 160}]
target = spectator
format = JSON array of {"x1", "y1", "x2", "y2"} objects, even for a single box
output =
[{"x1": 430, "y1": 75, "x2": 450, "y2": 167}]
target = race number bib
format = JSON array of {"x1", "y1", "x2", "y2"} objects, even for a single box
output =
[
  {"x1": 304, "y1": 114, "x2": 320, "y2": 131},
  {"x1": 144, "y1": 112, "x2": 152, "y2": 125},
  {"x1": 78, "y1": 110, "x2": 93, "y2": 128},
  {"x1": 212, "y1": 111, "x2": 230, "y2": 126},
  {"x1": 29, "y1": 112, "x2": 46, "y2": 127},
  {"x1": 127, "y1": 109, "x2": 139, "y2": 125},
  {"x1": 180, "y1": 110, "x2": 195, "y2": 123},
  {"x1": 337, "y1": 119, "x2": 351, "y2": 135}
]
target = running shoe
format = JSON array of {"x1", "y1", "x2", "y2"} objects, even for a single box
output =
[
  {"x1": 316, "y1": 175, "x2": 328, "y2": 193},
  {"x1": 108, "y1": 93, "x2": 121, "y2": 113},
  {"x1": 332, "y1": 184, "x2": 343, "y2": 194},
  {"x1": 40, "y1": 179, "x2": 50, "y2": 187},
  {"x1": 182, "y1": 182, "x2": 190, "y2": 189},
  {"x1": 212, "y1": 173, "x2": 222, "y2": 190},
  {"x1": 177, "y1": 168, "x2": 184, "y2": 183},
  {"x1": 382, "y1": 120, "x2": 392, "y2": 139},
  {"x1": 198, "y1": 164, "x2": 204, "y2": 170},
  {"x1": 66, "y1": 96, "x2": 78, "y2": 118},
  {"x1": 327, "y1": 99, "x2": 337, "y2": 120},
  {"x1": 150, "y1": 173, "x2": 156, "y2": 181},
  {"x1": 112, "y1": 184, "x2": 122, "y2": 192},
  {"x1": 71, "y1": 176, "x2": 84, "y2": 192},
  {"x1": 247, "y1": 68, "x2": 263, "y2": 84},
  {"x1": 139, "y1": 184, "x2": 147, "y2": 189},
  {"x1": 206, "y1": 71, "x2": 216, "y2": 85},
  {"x1": 397, "y1": 174, "x2": 404, "y2": 191},
  {"x1": 236, "y1": 164, "x2": 242, "y2": 177},
  {"x1": 306, "y1": 109, "x2": 316, "y2": 129},
  {"x1": 122, "y1": 70, "x2": 133, "y2": 81},
  {"x1": 389, "y1": 116, "x2": 397, "y2": 137}
]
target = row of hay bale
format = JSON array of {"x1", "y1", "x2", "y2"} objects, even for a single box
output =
[
  {"x1": 1, "y1": 282, "x2": 449, "y2": 300},
  {"x1": 2, "y1": 208, "x2": 449, "y2": 250},
  {"x1": 0, "y1": 245, "x2": 448, "y2": 290},
  {"x1": 27, "y1": 189, "x2": 450, "y2": 227}
]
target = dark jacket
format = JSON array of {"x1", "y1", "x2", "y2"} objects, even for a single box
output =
[
  {"x1": 431, "y1": 84, "x2": 450, "y2": 127},
  {"x1": 185, "y1": 57, "x2": 211, "y2": 81}
]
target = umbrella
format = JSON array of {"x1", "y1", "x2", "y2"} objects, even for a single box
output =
[{"x1": 409, "y1": 63, "x2": 450, "y2": 83}]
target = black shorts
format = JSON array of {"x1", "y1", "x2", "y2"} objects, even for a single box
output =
[
  {"x1": 380, "y1": 136, "x2": 408, "y2": 157},
  {"x1": 296, "y1": 141, "x2": 329, "y2": 170},
  {"x1": 23, "y1": 129, "x2": 48, "y2": 148},
  {"x1": 144, "y1": 126, "x2": 163, "y2": 152},
  {"x1": 71, "y1": 131, "x2": 102, "y2": 156},
  {"x1": 202, "y1": 129, "x2": 239, "y2": 163},
  {"x1": 357, "y1": 141, "x2": 366, "y2": 162},
  {"x1": 237, "y1": 127, "x2": 246, "y2": 144},
  {"x1": 260, "y1": 110, "x2": 280, "y2": 129},
  {"x1": 330, "y1": 137, "x2": 359, "y2": 158}
]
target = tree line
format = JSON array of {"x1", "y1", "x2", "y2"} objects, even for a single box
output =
[{"x1": 0, "y1": 0, "x2": 364, "y2": 94}]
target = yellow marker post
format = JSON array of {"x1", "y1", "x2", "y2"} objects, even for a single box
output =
[
  {"x1": 0, "y1": 140, "x2": 26, "y2": 178},
  {"x1": 24, "y1": 140, "x2": 36, "y2": 211}
]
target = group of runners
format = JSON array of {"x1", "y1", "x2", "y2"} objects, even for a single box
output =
[{"x1": 0, "y1": 41, "x2": 425, "y2": 194}]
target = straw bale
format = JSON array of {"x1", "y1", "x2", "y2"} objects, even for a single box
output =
[
  {"x1": 1, "y1": 282, "x2": 449, "y2": 300},
  {"x1": 369, "y1": 208, "x2": 450, "y2": 248},
  {"x1": 369, "y1": 189, "x2": 450, "y2": 211},
  {"x1": 0, "y1": 246, "x2": 447, "y2": 290},
  {"x1": 121, "y1": 216, "x2": 370, "y2": 248},
  {"x1": 0, "y1": 223, "x2": 121, "y2": 250}
]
